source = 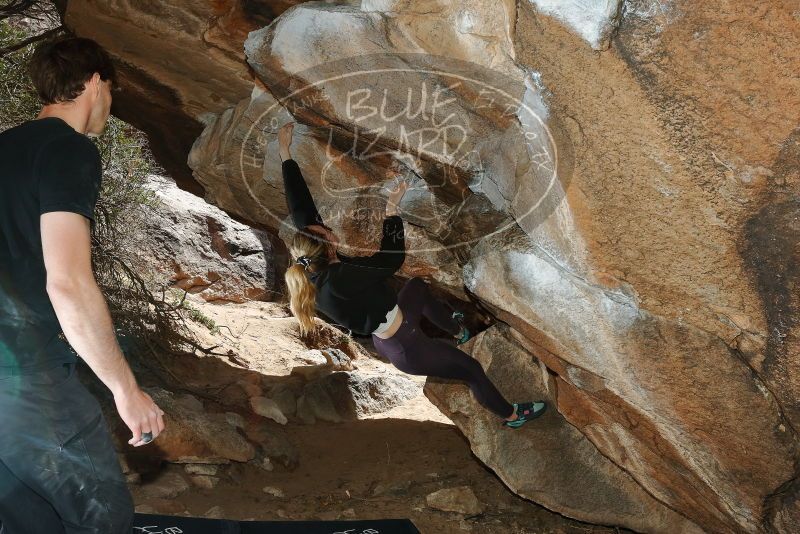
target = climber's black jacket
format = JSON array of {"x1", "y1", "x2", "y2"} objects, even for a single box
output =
[{"x1": 282, "y1": 158, "x2": 405, "y2": 335}]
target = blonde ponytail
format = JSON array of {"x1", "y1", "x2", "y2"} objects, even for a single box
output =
[
  {"x1": 285, "y1": 263, "x2": 317, "y2": 336},
  {"x1": 285, "y1": 229, "x2": 330, "y2": 336}
]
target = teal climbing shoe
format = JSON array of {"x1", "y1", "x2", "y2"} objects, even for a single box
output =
[
  {"x1": 504, "y1": 401, "x2": 547, "y2": 428},
  {"x1": 452, "y1": 311, "x2": 471, "y2": 345}
]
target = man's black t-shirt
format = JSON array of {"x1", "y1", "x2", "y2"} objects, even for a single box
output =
[{"x1": 0, "y1": 117, "x2": 102, "y2": 372}]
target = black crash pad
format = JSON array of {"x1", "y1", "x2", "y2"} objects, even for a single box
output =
[{"x1": 133, "y1": 514, "x2": 420, "y2": 534}]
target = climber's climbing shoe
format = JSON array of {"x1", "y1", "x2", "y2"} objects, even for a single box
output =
[
  {"x1": 452, "y1": 311, "x2": 471, "y2": 345},
  {"x1": 456, "y1": 327, "x2": 471, "y2": 345},
  {"x1": 504, "y1": 401, "x2": 547, "y2": 428}
]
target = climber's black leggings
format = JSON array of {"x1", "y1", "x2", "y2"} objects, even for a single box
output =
[{"x1": 372, "y1": 277, "x2": 514, "y2": 418}]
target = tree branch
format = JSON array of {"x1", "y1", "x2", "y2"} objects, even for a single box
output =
[
  {"x1": 0, "y1": 0, "x2": 36, "y2": 19},
  {"x1": 0, "y1": 25, "x2": 62, "y2": 57}
]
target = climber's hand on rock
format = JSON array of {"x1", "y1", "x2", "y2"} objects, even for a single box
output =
[
  {"x1": 386, "y1": 178, "x2": 409, "y2": 216},
  {"x1": 278, "y1": 122, "x2": 294, "y2": 161}
]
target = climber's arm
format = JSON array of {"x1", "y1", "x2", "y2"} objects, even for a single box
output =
[
  {"x1": 282, "y1": 158, "x2": 325, "y2": 229},
  {"x1": 279, "y1": 122, "x2": 325, "y2": 229}
]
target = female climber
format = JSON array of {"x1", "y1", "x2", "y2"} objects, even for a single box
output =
[{"x1": 277, "y1": 122, "x2": 547, "y2": 428}]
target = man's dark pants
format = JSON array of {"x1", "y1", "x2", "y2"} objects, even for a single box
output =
[{"x1": 0, "y1": 362, "x2": 133, "y2": 533}]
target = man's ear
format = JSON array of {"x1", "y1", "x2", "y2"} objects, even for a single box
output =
[{"x1": 89, "y1": 72, "x2": 101, "y2": 98}]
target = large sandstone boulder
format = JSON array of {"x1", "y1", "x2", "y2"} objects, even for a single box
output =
[
  {"x1": 62, "y1": 0, "x2": 800, "y2": 532},
  {"x1": 297, "y1": 371, "x2": 420, "y2": 423},
  {"x1": 186, "y1": 74, "x2": 490, "y2": 296},
  {"x1": 62, "y1": 0, "x2": 304, "y2": 191},
  {"x1": 461, "y1": 222, "x2": 797, "y2": 533},
  {"x1": 140, "y1": 174, "x2": 276, "y2": 302},
  {"x1": 425, "y1": 325, "x2": 701, "y2": 532},
  {"x1": 116, "y1": 388, "x2": 257, "y2": 464}
]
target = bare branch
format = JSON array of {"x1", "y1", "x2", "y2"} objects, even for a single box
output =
[
  {"x1": 0, "y1": 24, "x2": 62, "y2": 57},
  {"x1": 0, "y1": 1, "x2": 39, "y2": 21}
]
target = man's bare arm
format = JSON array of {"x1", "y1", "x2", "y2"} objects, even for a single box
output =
[{"x1": 41, "y1": 211, "x2": 164, "y2": 446}]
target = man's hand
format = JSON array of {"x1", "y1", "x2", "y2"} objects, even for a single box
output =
[
  {"x1": 115, "y1": 387, "x2": 165, "y2": 447},
  {"x1": 278, "y1": 121, "x2": 294, "y2": 161}
]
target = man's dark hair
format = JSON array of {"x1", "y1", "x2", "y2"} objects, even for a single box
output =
[{"x1": 28, "y1": 37, "x2": 117, "y2": 105}]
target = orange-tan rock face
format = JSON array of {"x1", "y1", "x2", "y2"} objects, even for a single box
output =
[
  {"x1": 62, "y1": 0, "x2": 304, "y2": 192},
  {"x1": 63, "y1": 0, "x2": 800, "y2": 532},
  {"x1": 425, "y1": 325, "x2": 702, "y2": 533}
]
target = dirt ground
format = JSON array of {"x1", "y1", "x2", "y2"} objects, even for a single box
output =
[
  {"x1": 132, "y1": 418, "x2": 626, "y2": 534},
  {"x1": 127, "y1": 299, "x2": 628, "y2": 533}
]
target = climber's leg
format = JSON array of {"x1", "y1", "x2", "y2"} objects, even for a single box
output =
[
  {"x1": 397, "y1": 277, "x2": 461, "y2": 336},
  {"x1": 373, "y1": 324, "x2": 513, "y2": 418}
]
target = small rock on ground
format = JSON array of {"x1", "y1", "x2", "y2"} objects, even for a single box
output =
[
  {"x1": 426, "y1": 486, "x2": 484, "y2": 515},
  {"x1": 262, "y1": 486, "x2": 285, "y2": 498}
]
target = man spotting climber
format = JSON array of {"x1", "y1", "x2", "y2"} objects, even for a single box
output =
[{"x1": 0, "y1": 37, "x2": 164, "y2": 533}]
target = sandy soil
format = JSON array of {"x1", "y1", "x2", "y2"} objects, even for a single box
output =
[
  {"x1": 133, "y1": 418, "x2": 629, "y2": 533},
  {"x1": 126, "y1": 298, "x2": 626, "y2": 533}
]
